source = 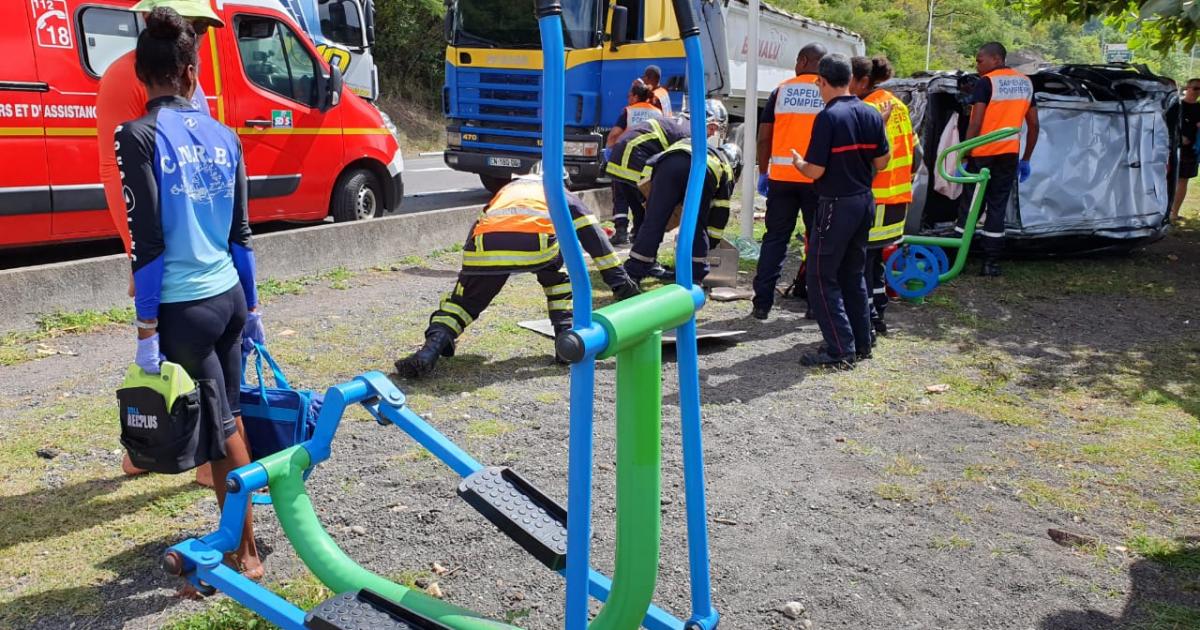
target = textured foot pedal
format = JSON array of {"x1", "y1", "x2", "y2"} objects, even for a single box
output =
[
  {"x1": 458, "y1": 466, "x2": 568, "y2": 571},
  {"x1": 305, "y1": 589, "x2": 450, "y2": 629}
]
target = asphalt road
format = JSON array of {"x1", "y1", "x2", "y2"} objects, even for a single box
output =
[{"x1": 0, "y1": 153, "x2": 491, "y2": 270}]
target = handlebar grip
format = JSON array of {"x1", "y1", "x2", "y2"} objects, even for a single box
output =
[
  {"x1": 672, "y1": 0, "x2": 699, "y2": 37},
  {"x1": 536, "y1": 0, "x2": 562, "y2": 17}
]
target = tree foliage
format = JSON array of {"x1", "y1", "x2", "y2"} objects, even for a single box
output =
[
  {"x1": 373, "y1": 0, "x2": 445, "y2": 105},
  {"x1": 1022, "y1": 0, "x2": 1198, "y2": 56}
]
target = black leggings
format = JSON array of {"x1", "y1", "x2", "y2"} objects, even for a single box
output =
[{"x1": 157, "y1": 284, "x2": 247, "y2": 437}]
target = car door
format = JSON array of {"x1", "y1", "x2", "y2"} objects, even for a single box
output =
[
  {"x1": 0, "y1": 0, "x2": 51, "y2": 247},
  {"x1": 226, "y1": 9, "x2": 342, "y2": 220}
]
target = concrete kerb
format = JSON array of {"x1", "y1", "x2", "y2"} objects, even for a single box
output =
[{"x1": 0, "y1": 187, "x2": 614, "y2": 333}]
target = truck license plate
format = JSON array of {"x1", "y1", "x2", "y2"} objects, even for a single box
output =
[{"x1": 488, "y1": 157, "x2": 521, "y2": 168}]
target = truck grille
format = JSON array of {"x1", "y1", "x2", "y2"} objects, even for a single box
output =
[{"x1": 456, "y1": 69, "x2": 542, "y2": 125}]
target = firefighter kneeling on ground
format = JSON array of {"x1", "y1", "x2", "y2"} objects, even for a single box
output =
[
  {"x1": 623, "y1": 100, "x2": 742, "y2": 285},
  {"x1": 394, "y1": 172, "x2": 641, "y2": 378}
]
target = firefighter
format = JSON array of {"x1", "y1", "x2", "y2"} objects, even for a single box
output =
[
  {"x1": 606, "y1": 79, "x2": 665, "y2": 245},
  {"x1": 643, "y1": 65, "x2": 673, "y2": 116},
  {"x1": 958, "y1": 42, "x2": 1039, "y2": 277},
  {"x1": 394, "y1": 175, "x2": 641, "y2": 378},
  {"x1": 751, "y1": 43, "x2": 828, "y2": 321},
  {"x1": 606, "y1": 115, "x2": 690, "y2": 247},
  {"x1": 789, "y1": 53, "x2": 891, "y2": 368},
  {"x1": 852, "y1": 56, "x2": 916, "y2": 337},
  {"x1": 623, "y1": 101, "x2": 741, "y2": 285}
]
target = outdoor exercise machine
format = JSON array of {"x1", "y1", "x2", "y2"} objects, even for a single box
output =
[
  {"x1": 161, "y1": 1, "x2": 721, "y2": 628},
  {"x1": 885, "y1": 126, "x2": 1020, "y2": 299}
]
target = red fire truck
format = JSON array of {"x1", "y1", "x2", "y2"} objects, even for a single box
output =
[{"x1": 1, "y1": 0, "x2": 404, "y2": 249}]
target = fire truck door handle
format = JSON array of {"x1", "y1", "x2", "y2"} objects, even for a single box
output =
[{"x1": 245, "y1": 119, "x2": 273, "y2": 127}]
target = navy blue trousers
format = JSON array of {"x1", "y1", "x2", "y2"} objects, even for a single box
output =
[
  {"x1": 806, "y1": 193, "x2": 873, "y2": 358},
  {"x1": 752, "y1": 180, "x2": 818, "y2": 310}
]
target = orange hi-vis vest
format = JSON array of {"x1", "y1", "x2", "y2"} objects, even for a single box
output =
[
  {"x1": 864, "y1": 89, "x2": 916, "y2": 205},
  {"x1": 625, "y1": 102, "x2": 663, "y2": 128},
  {"x1": 973, "y1": 67, "x2": 1033, "y2": 157},
  {"x1": 653, "y1": 86, "x2": 672, "y2": 116},
  {"x1": 768, "y1": 74, "x2": 823, "y2": 183},
  {"x1": 472, "y1": 180, "x2": 555, "y2": 236}
]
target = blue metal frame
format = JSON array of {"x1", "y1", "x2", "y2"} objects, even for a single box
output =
[
  {"x1": 673, "y1": 13, "x2": 719, "y2": 630},
  {"x1": 166, "y1": 371, "x2": 687, "y2": 630}
]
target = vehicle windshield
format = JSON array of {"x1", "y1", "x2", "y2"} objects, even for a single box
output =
[
  {"x1": 453, "y1": 0, "x2": 598, "y2": 49},
  {"x1": 318, "y1": 0, "x2": 364, "y2": 48}
]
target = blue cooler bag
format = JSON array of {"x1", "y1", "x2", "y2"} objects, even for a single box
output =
[{"x1": 240, "y1": 342, "x2": 322, "y2": 504}]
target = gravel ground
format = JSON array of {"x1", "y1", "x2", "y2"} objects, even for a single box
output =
[{"x1": 1, "y1": 231, "x2": 1197, "y2": 630}]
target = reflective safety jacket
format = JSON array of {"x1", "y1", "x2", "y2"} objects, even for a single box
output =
[
  {"x1": 864, "y1": 89, "x2": 916, "y2": 245},
  {"x1": 462, "y1": 179, "x2": 624, "y2": 280},
  {"x1": 973, "y1": 68, "x2": 1033, "y2": 157},
  {"x1": 652, "y1": 86, "x2": 672, "y2": 116},
  {"x1": 605, "y1": 117, "x2": 690, "y2": 184},
  {"x1": 647, "y1": 140, "x2": 736, "y2": 246},
  {"x1": 624, "y1": 102, "x2": 664, "y2": 129},
  {"x1": 768, "y1": 74, "x2": 823, "y2": 183}
]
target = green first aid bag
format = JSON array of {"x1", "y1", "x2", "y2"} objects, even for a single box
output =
[{"x1": 117, "y1": 362, "x2": 228, "y2": 474}]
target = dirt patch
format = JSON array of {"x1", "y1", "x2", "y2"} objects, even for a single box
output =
[{"x1": 1, "y1": 221, "x2": 1198, "y2": 629}]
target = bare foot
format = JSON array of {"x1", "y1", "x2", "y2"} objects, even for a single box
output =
[
  {"x1": 121, "y1": 453, "x2": 148, "y2": 477},
  {"x1": 176, "y1": 582, "x2": 209, "y2": 600},
  {"x1": 224, "y1": 552, "x2": 264, "y2": 581},
  {"x1": 194, "y1": 463, "x2": 214, "y2": 488}
]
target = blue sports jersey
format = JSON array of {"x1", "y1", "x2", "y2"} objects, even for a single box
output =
[{"x1": 116, "y1": 96, "x2": 257, "y2": 320}]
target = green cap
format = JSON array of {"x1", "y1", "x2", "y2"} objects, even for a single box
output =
[{"x1": 131, "y1": 0, "x2": 224, "y2": 27}]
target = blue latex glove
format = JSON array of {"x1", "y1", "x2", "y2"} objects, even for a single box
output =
[
  {"x1": 757, "y1": 173, "x2": 769, "y2": 197},
  {"x1": 603, "y1": 147, "x2": 612, "y2": 163},
  {"x1": 242, "y1": 311, "x2": 265, "y2": 352},
  {"x1": 1018, "y1": 160, "x2": 1031, "y2": 183},
  {"x1": 136, "y1": 333, "x2": 162, "y2": 375}
]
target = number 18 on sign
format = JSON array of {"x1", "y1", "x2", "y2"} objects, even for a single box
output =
[{"x1": 32, "y1": 0, "x2": 73, "y2": 49}]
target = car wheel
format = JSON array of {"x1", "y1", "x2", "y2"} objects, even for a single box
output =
[{"x1": 331, "y1": 169, "x2": 382, "y2": 222}]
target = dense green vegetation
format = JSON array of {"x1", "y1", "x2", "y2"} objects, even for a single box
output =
[
  {"x1": 371, "y1": 0, "x2": 1199, "y2": 107},
  {"x1": 774, "y1": 0, "x2": 1196, "y2": 81}
]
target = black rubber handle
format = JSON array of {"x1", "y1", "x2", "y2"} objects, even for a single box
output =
[
  {"x1": 244, "y1": 119, "x2": 273, "y2": 127},
  {"x1": 536, "y1": 0, "x2": 562, "y2": 17},
  {"x1": 555, "y1": 330, "x2": 585, "y2": 364},
  {"x1": 672, "y1": 0, "x2": 699, "y2": 37}
]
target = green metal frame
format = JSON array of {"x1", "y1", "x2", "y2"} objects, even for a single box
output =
[
  {"x1": 900, "y1": 126, "x2": 1021, "y2": 283},
  {"x1": 586, "y1": 284, "x2": 697, "y2": 629}
]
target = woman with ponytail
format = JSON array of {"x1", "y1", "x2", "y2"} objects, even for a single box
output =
[
  {"x1": 117, "y1": 5, "x2": 263, "y2": 586},
  {"x1": 851, "y1": 55, "x2": 916, "y2": 337}
]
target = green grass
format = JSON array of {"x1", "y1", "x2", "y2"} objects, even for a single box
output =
[
  {"x1": 257, "y1": 277, "x2": 307, "y2": 300},
  {"x1": 323, "y1": 266, "x2": 353, "y2": 290},
  {"x1": 465, "y1": 418, "x2": 514, "y2": 440},
  {"x1": 1132, "y1": 602, "x2": 1200, "y2": 630},
  {"x1": 885, "y1": 454, "x2": 925, "y2": 477},
  {"x1": 1127, "y1": 535, "x2": 1200, "y2": 572},
  {"x1": 874, "y1": 483, "x2": 916, "y2": 502},
  {"x1": 164, "y1": 574, "x2": 332, "y2": 630},
  {"x1": 0, "y1": 394, "x2": 211, "y2": 625},
  {"x1": 0, "y1": 306, "x2": 134, "y2": 366}
]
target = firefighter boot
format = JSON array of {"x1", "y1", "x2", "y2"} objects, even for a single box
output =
[
  {"x1": 980, "y1": 258, "x2": 1002, "y2": 277},
  {"x1": 609, "y1": 223, "x2": 630, "y2": 246},
  {"x1": 394, "y1": 327, "x2": 456, "y2": 378}
]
